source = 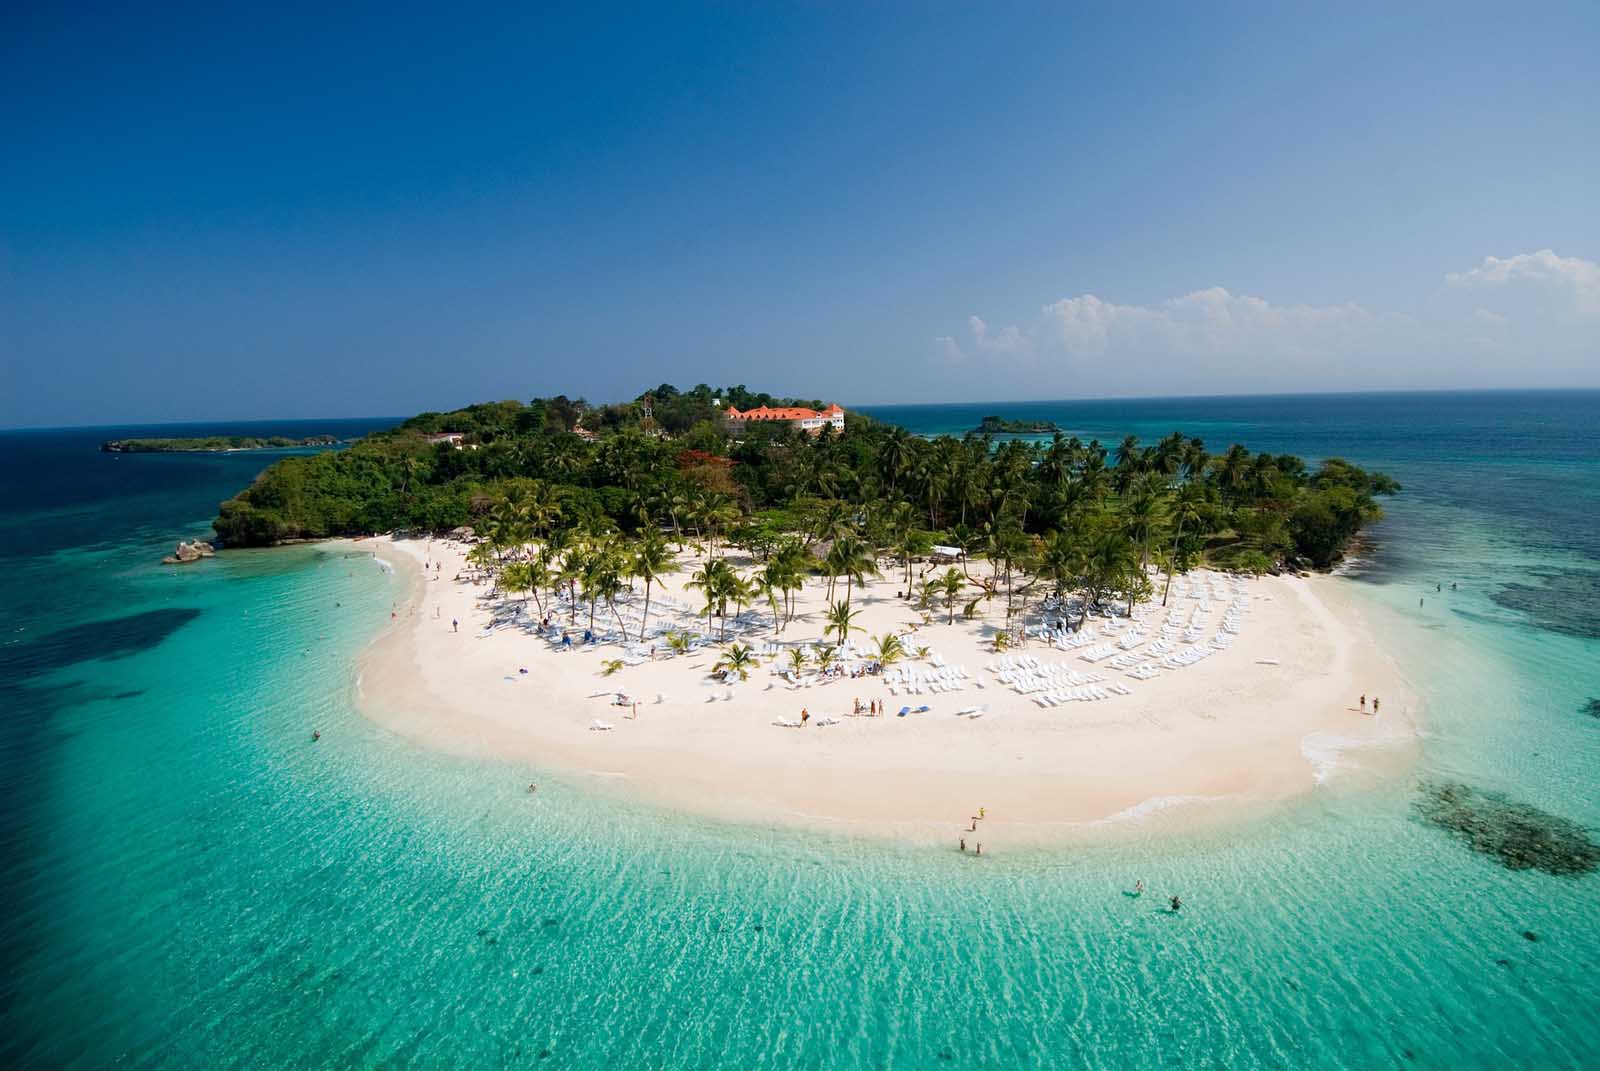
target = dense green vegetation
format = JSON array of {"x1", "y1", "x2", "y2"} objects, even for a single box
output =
[
  {"x1": 972, "y1": 415, "x2": 1061, "y2": 435},
  {"x1": 101, "y1": 435, "x2": 341, "y2": 453},
  {"x1": 214, "y1": 384, "x2": 1398, "y2": 625}
]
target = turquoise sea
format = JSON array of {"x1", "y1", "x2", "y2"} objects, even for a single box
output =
[{"x1": 2, "y1": 393, "x2": 1597, "y2": 1069}]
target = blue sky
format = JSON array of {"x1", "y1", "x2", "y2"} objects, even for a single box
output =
[{"x1": 3, "y1": 2, "x2": 1597, "y2": 426}]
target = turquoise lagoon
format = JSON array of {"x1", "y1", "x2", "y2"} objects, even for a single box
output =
[{"x1": 1, "y1": 394, "x2": 1596, "y2": 1069}]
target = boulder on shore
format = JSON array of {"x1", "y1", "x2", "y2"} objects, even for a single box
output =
[{"x1": 162, "y1": 540, "x2": 217, "y2": 565}]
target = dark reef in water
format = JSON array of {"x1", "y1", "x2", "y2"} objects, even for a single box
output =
[
  {"x1": 1416, "y1": 781, "x2": 1600, "y2": 876},
  {"x1": 1490, "y1": 570, "x2": 1600, "y2": 639},
  {"x1": 1584, "y1": 698, "x2": 1600, "y2": 720}
]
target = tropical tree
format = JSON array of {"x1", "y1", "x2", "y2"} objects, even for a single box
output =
[
  {"x1": 687, "y1": 557, "x2": 740, "y2": 641},
  {"x1": 631, "y1": 530, "x2": 675, "y2": 635},
  {"x1": 664, "y1": 629, "x2": 691, "y2": 657},
  {"x1": 1161, "y1": 481, "x2": 1208, "y2": 606},
  {"x1": 713, "y1": 642, "x2": 759, "y2": 681},
  {"x1": 873, "y1": 632, "x2": 905, "y2": 667},
  {"x1": 888, "y1": 504, "x2": 932, "y2": 597},
  {"x1": 938, "y1": 568, "x2": 966, "y2": 625},
  {"x1": 1084, "y1": 529, "x2": 1139, "y2": 622},
  {"x1": 823, "y1": 600, "x2": 861, "y2": 645},
  {"x1": 786, "y1": 646, "x2": 809, "y2": 678},
  {"x1": 825, "y1": 532, "x2": 878, "y2": 610}
]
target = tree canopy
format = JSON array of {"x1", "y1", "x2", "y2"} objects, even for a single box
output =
[{"x1": 213, "y1": 387, "x2": 1397, "y2": 588}]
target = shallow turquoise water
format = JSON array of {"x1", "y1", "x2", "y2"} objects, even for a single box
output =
[{"x1": 2, "y1": 397, "x2": 1597, "y2": 1069}]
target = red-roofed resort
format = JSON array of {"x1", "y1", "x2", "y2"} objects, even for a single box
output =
[{"x1": 723, "y1": 402, "x2": 845, "y2": 434}]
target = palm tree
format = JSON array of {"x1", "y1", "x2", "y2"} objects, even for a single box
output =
[
  {"x1": 769, "y1": 539, "x2": 809, "y2": 625},
  {"x1": 756, "y1": 565, "x2": 784, "y2": 634},
  {"x1": 595, "y1": 544, "x2": 631, "y2": 643},
  {"x1": 823, "y1": 600, "x2": 861, "y2": 645},
  {"x1": 575, "y1": 539, "x2": 618, "y2": 638},
  {"x1": 687, "y1": 557, "x2": 740, "y2": 641},
  {"x1": 1085, "y1": 530, "x2": 1138, "y2": 621},
  {"x1": 825, "y1": 533, "x2": 877, "y2": 610},
  {"x1": 631, "y1": 531, "x2": 675, "y2": 636},
  {"x1": 713, "y1": 642, "x2": 759, "y2": 681},
  {"x1": 1122, "y1": 473, "x2": 1168, "y2": 573},
  {"x1": 814, "y1": 645, "x2": 836, "y2": 675},
  {"x1": 880, "y1": 426, "x2": 917, "y2": 496},
  {"x1": 888, "y1": 503, "x2": 930, "y2": 597},
  {"x1": 500, "y1": 561, "x2": 534, "y2": 610},
  {"x1": 726, "y1": 569, "x2": 756, "y2": 636},
  {"x1": 873, "y1": 632, "x2": 905, "y2": 667},
  {"x1": 786, "y1": 646, "x2": 809, "y2": 678},
  {"x1": 466, "y1": 541, "x2": 498, "y2": 580},
  {"x1": 664, "y1": 629, "x2": 691, "y2": 657},
  {"x1": 1161, "y1": 482, "x2": 1207, "y2": 606},
  {"x1": 938, "y1": 568, "x2": 966, "y2": 625},
  {"x1": 1038, "y1": 527, "x2": 1086, "y2": 627}
]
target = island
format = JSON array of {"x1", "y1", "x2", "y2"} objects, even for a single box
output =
[
  {"x1": 101, "y1": 435, "x2": 343, "y2": 453},
  {"x1": 213, "y1": 383, "x2": 1408, "y2": 837},
  {"x1": 971, "y1": 414, "x2": 1061, "y2": 435}
]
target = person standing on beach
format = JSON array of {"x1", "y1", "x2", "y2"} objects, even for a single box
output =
[
  {"x1": 801, "y1": 707, "x2": 809, "y2": 727},
  {"x1": 1372, "y1": 697, "x2": 1380, "y2": 716},
  {"x1": 959, "y1": 837, "x2": 966, "y2": 852},
  {"x1": 452, "y1": 618, "x2": 459, "y2": 633},
  {"x1": 1360, "y1": 694, "x2": 1366, "y2": 712}
]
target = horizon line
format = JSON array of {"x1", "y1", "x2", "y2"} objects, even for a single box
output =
[{"x1": 5, "y1": 384, "x2": 1599, "y2": 433}]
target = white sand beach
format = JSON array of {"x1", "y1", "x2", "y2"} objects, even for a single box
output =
[{"x1": 353, "y1": 535, "x2": 1417, "y2": 845}]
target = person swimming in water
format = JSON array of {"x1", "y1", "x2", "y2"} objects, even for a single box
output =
[
  {"x1": 1133, "y1": 880, "x2": 1145, "y2": 897},
  {"x1": 1169, "y1": 895, "x2": 1182, "y2": 912},
  {"x1": 312, "y1": 730, "x2": 321, "y2": 741}
]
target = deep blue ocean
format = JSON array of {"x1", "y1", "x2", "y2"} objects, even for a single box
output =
[{"x1": 1, "y1": 393, "x2": 1597, "y2": 1069}]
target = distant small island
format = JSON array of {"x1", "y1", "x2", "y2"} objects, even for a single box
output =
[
  {"x1": 100, "y1": 435, "x2": 343, "y2": 453},
  {"x1": 971, "y1": 415, "x2": 1061, "y2": 435}
]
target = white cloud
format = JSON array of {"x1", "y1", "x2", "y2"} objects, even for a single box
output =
[
  {"x1": 1445, "y1": 249, "x2": 1600, "y2": 315},
  {"x1": 931, "y1": 250, "x2": 1598, "y2": 394},
  {"x1": 967, "y1": 315, "x2": 1033, "y2": 355}
]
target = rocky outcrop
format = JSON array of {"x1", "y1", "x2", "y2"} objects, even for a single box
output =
[{"x1": 162, "y1": 540, "x2": 217, "y2": 565}]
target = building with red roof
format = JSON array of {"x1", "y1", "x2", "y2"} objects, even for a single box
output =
[{"x1": 723, "y1": 403, "x2": 845, "y2": 435}]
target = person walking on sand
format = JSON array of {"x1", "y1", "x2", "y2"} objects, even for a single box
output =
[
  {"x1": 801, "y1": 708, "x2": 810, "y2": 727},
  {"x1": 979, "y1": 806, "x2": 986, "y2": 820},
  {"x1": 1372, "y1": 697, "x2": 1380, "y2": 716},
  {"x1": 452, "y1": 618, "x2": 459, "y2": 633},
  {"x1": 1359, "y1": 694, "x2": 1366, "y2": 713},
  {"x1": 959, "y1": 837, "x2": 966, "y2": 852}
]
